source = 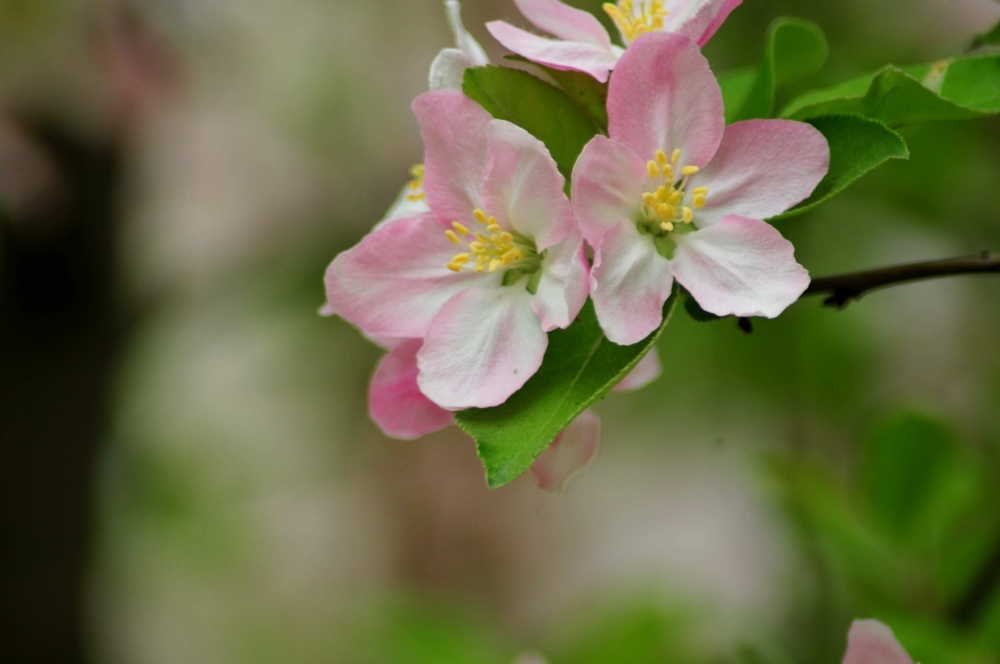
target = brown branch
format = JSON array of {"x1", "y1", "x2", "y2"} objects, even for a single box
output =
[{"x1": 802, "y1": 251, "x2": 1000, "y2": 309}]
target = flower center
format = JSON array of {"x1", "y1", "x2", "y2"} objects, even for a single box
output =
[
  {"x1": 407, "y1": 164, "x2": 426, "y2": 203},
  {"x1": 636, "y1": 149, "x2": 709, "y2": 254},
  {"x1": 603, "y1": 0, "x2": 668, "y2": 44},
  {"x1": 444, "y1": 209, "x2": 541, "y2": 282}
]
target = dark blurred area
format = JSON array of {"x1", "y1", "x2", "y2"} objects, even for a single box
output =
[{"x1": 0, "y1": 1, "x2": 999, "y2": 663}]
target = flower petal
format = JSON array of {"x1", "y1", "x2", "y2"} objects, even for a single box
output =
[
  {"x1": 375, "y1": 181, "x2": 431, "y2": 230},
  {"x1": 429, "y1": 48, "x2": 475, "y2": 91},
  {"x1": 665, "y1": 0, "x2": 743, "y2": 46},
  {"x1": 670, "y1": 215, "x2": 810, "y2": 319},
  {"x1": 607, "y1": 32, "x2": 724, "y2": 165},
  {"x1": 512, "y1": 0, "x2": 612, "y2": 47},
  {"x1": 532, "y1": 227, "x2": 590, "y2": 332},
  {"x1": 482, "y1": 120, "x2": 573, "y2": 249},
  {"x1": 571, "y1": 135, "x2": 646, "y2": 247},
  {"x1": 445, "y1": 0, "x2": 490, "y2": 66},
  {"x1": 486, "y1": 21, "x2": 618, "y2": 83},
  {"x1": 418, "y1": 286, "x2": 547, "y2": 410},
  {"x1": 413, "y1": 90, "x2": 493, "y2": 227},
  {"x1": 531, "y1": 409, "x2": 601, "y2": 493},
  {"x1": 324, "y1": 214, "x2": 491, "y2": 338},
  {"x1": 613, "y1": 348, "x2": 662, "y2": 392},
  {"x1": 693, "y1": 119, "x2": 830, "y2": 227},
  {"x1": 842, "y1": 620, "x2": 914, "y2": 664},
  {"x1": 369, "y1": 339, "x2": 455, "y2": 440},
  {"x1": 591, "y1": 220, "x2": 675, "y2": 346}
]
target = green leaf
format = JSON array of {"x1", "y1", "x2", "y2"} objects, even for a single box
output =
[
  {"x1": 781, "y1": 54, "x2": 1000, "y2": 127},
  {"x1": 974, "y1": 18, "x2": 1000, "y2": 47},
  {"x1": 463, "y1": 66, "x2": 600, "y2": 182},
  {"x1": 683, "y1": 293, "x2": 722, "y2": 322},
  {"x1": 773, "y1": 114, "x2": 909, "y2": 220},
  {"x1": 731, "y1": 17, "x2": 829, "y2": 122},
  {"x1": 456, "y1": 290, "x2": 680, "y2": 490},
  {"x1": 863, "y1": 413, "x2": 954, "y2": 537},
  {"x1": 504, "y1": 55, "x2": 609, "y2": 131},
  {"x1": 718, "y1": 66, "x2": 758, "y2": 124}
]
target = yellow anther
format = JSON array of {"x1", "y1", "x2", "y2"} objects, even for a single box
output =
[
  {"x1": 692, "y1": 187, "x2": 709, "y2": 196},
  {"x1": 452, "y1": 222, "x2": 470, "y2": 236},
  {"x1": 451, "y1": 253, "x2": 471, "y2": 264},
  {"x1": 671, "y1": 149, "x2": 681, "y2": 164},
  {"x1": 476, "y1": 234, "x2": 491, "y2": 244},
  {"x1": 682, "y1": 165, "x2": 700, "y2": 176},
  {"x1": 604, "y1": 0, "x2": 668, "y2": 44},
  {"x1": 501, "y1": 250, "x2": 519, "y2": 265},
  {"x1": 693, "y1": 194, "x2": 707, "y2": 209},
  {"x1": 602, "y1": 3, "x2": 621, "y2": 19},
  {"x1": 654, "y1": 203, "x2": 672, "y2": 219},
  {"x1": 500, "y1": 232, "x2": 514, "y2": 245},
  {"x1": 661, "y1": 221, "x2": 675, "y2": 232},
  {"x1": 683, "y1": 207, "x2": 693, "y2": 224},
  {"x1": 669, "y1": 191, "x2": 683, "y2": 204},
  {"x1": 487, "y1": 223, "x2": 502, "y2": 232},
  {"x1": 469, "y1": 242, "x2": 484, "y2": 253},
  {"x1": 446, "y1": 230, "x2": 462, "y2": 245},
  {"x1": 447, "y1": 263, "x2": 463, "y2": 273},
  {"x1": 489, "y1": 259, "x2": 502, "y2": 272},
  {"x1": 643, "y1": 192, "x2": 658, "y2": 207},
  {"x1": 655, "y1": 149, "x2": 668, "y2": 166},
  {"x1": 473, "y1": 209, "x2": 489, "y2": 224},
  {"x1": 647, "y1": 161, "x2": 660, "y2": 179}
]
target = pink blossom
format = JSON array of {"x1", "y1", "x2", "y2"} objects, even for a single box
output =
[
  {"x1": 486, "y1": 0, "x2": 741, "y2": 82},
  {"x1": 368, "y1": 338, "x2": 455, "y2": 440},
  {"x1": 842, "y1": 620, "x2": 915, "y2": 664},
  {"x1": 572, "y1": 33, "x2": 829, "y2": 345},
  {"x1": 325, "y1": 91, "x2": 589, "y2": 410}
]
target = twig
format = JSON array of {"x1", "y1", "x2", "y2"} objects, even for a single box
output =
[{"x1": 802, "y1": 252, "x2": 1000, "y2": 309}]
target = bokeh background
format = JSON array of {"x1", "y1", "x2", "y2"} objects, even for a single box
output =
[{"x1": 2, "y1": 0, "x2": 1000, "y2": 662}]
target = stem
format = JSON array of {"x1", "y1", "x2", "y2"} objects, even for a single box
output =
[{"x1": 801, "y1": 252, "x2": 1000, "y2": 309}]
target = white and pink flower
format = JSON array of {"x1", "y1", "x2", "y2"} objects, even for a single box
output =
[
  {"x1": 842, "y1": 620, "x2": 915, "y2": 664},
  {"x1": 486, "y1": 0, "x2": 741, "y2": 83},
  {"x1": 572, "y1": 32, "x2": 829, "y2": 345},
  {"x1": 325, "y1": 91, "x2": 589, "y2": 411}
]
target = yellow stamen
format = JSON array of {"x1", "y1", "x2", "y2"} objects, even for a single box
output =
[
  {"x1": 693, "y1": 194, "x2": 707, "y2": 209},
  {"x1": 489, "y1": 259, "x2": 502, "y2": 272},
  {"x1": 451, "y1": 253, "x2": 471, "y2": 264},
  {"x1": 655, "y1": 149, "x2": 668, "y2": 166},
  {"x1": 671, "y1": 149, "x2": 681, "y2": 164},
  {"x1": 406, "y1": 164, "x2": 426, "y2": 202},
  {"x1": 682, "y1": 165, "x2": 700, "y2": 176},
  {"x1": 683, "y1": 207, "x2": 693, "y2": 224},
  {"x1": 500, "y1": 232, "x2": 514, "y2": 245},
  {"x1": 452, "y1": 222, "x2": 470, "y2": 236},
  {"x1": 473, "y1": 209, "x2": 489, "y2": 224},
  {"x1": 446, "y1": 230, "x2": 462, "y2": 244},
  {"x1": 647, "y1": 160, "x2": 660, "y2": 179},
  {"x1": 692, "y1": 187, "x2": 709, "y2": 196},
  {"x1": 661, "y1": 221, "x2": 675, "y2": 232},
  {"x1": 643, "y1": 192, "x2": 658, "y2": 206},
  {"x1": 604, "y1": 0, "x2": 669, "y2": 44},
  {"x1": 487, "y1": 223, "x2": 502, "y2": 232}
]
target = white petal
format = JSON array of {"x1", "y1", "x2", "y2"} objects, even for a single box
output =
[
  {"x1": 445, "y1": 0, "x2": 490, "y2": 66},
  {"x1": 418, "y1": 286, "x2": 548, "y2": 410},
  {"x1": 429, "y1": 48, "x2": 475, "y2": 91},
  {"x1": 532, "y1": 227, "x2": 590, "y2": 332},
  {"x1": 613, "y1": 348, "x2": 662, "y2": 392},
  {"x1": 531, "y1": 409, "x2": 601, "y2": 493},
  {"x1": 670, "y1": 215, "x2": 810, "y2": 319},
  {"x1": 375, "y1": 182, "x2": 431, "y2": 229}
]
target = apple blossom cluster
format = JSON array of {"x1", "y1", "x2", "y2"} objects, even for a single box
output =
[{"x1": 323, "y1": 0, "x2": 829, "y2": 491}]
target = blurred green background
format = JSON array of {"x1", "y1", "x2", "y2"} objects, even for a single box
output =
[{"x1": 1, "y1": 0, "x2": 999, "y2": 662}]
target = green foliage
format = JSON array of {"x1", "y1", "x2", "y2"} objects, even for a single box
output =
[
  {"x1": 773, "y1": 114, "x2": 909, "y2": 220},
  {"x1": 729, "y1": 18, "x2": 829, "y2": 122},
  {"x1": 463, "y1": 66, "x2": 601, "y2": 183},
  {"x1": 976, "y1": 19, "x2": 1000, "y2": 47},
  {"x1": 552, "y1": 603, "x2": 698, "y2": 664},
  {"x1": 456, "y1": 290, "x2": 680, "y2": 490},
  {"x1": 505, "y1": 55, "x2": 610, "y2": 131},
  {"x1": 781, "y1": 54, "x2": 1000, "y2": 127},
  {"x1": 863, "y1": 414, "x2": 953, "y2": 537}
]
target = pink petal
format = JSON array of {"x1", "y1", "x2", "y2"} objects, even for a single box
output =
[
  {"x1": 665, "y1": 0, "x2": 743, "y2": 46},
  {"x1": 591, "y1": 220, "x2": 675, "y2": 346},
  {"x1": 512, "y1": 0, "x2": 612, "y2": 47},
  {"x1": 482, "y1": 120, "x2": 573, "y2": 250},
  {"x1": 571, "y1": 136, "x2": 647, "y2": 247},
  {"x1": 486, "y1": 21, "x2": 618, "y2": 83},
  {"x1": 369, "y1": 339, "x2": 455, "y2": 440},
  {"x1": 375, "y1": 182, "x2": 432, "y2": 229},
  {"x1": 532, "y1": 227, "x2": 590, "y2": 332},
  {"x1": 324, "y1": 214, "x2": 490, "y2": 338},
  {"x1": 670, "y1": 215, "x2": 810, "y2": 319},
  {"x1": 613, "y1": 348, "x2": 663, "y2": 392},
  {"x1": 417, "y1": 287, "x2": 548, "y2": 410},
  {"x1": 412, "y1": 91, "x2": 493, "y2": 227},
  {"x1": 694, "y1": 119, "x2": 830, "y2": 227},
  {"x1": 531, "y1": 409, "x2": 601, "y2": 493},
  {"x1": 842, "y1": 620, "x2": 914, "y2": 664},
  {"x1": 607, "y1": 32, "x2": 724, "y2": 166}
]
